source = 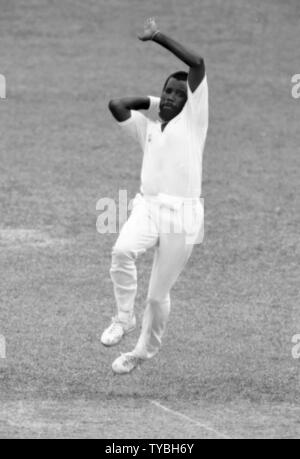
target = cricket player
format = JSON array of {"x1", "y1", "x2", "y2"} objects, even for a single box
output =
[{"x1": 101, "y1": 18, "x2": 208, "y2": 374}]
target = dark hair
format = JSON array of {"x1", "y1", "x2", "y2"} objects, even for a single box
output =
[{"x1": 163, "y1": 71, "x2": 188, "y2": 90}]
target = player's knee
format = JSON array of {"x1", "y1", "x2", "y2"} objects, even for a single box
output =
[
  {"x1": 110, "y1": 246, "x2": 136, "y2": 268},
  {"x1": 147, "y1": 295, "x2": 170, "y2": 307}
]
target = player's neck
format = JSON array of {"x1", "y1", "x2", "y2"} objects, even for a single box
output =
[
  {"x1": 161, "y1": 122, "x2": 168, "y2": 132},
  {"x1": 159, "y1": 116, "x2": 169, "y2": 132}
]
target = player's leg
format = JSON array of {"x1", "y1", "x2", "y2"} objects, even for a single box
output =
[
  {"x1": 111, "y1": 200, "x2": 204, "y2": 372},
  {"x1": 133, "y1": 230, "x2": 194, "y2": 359},
  {"x1": 112, "y1": 232, "x2": 194, "y2": 372},
  {"x1": 133, "y1": 201, "x2": 204, "y2": 359},
  {"x1": 101, "y1": 194, "x2": 158, "y2": 346}
]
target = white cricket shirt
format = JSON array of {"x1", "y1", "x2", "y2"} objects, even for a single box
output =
[{"x1": 118, "y1": 76, "x2": 208, "y2": 198}]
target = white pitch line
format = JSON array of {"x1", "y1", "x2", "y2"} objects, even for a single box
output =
[{"x1": 151, "y1": 400, "x2": 231, "y2": 440}]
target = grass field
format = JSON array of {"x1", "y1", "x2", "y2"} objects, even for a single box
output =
[{"x1": 0, "y1": 0, "x2": 300, "y2": 439}]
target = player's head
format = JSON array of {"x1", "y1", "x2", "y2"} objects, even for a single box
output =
[{"x1": 159, "y1": 71, "x2": 188, "y2": 122}]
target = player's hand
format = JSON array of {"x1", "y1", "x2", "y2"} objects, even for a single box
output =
[{"x1": 138, "y1": 18, "x2": 159, "y2": 41}]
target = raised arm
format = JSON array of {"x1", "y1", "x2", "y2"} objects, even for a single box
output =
[
  {"x1": 138, "y1": 18, "x2": 205, "y2": 93},
  {"x1": 108, "y1": 96, "x2": 150, "y2": 122}
]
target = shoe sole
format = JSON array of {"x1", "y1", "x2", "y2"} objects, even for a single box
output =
[
  {"x1": 112, "y1": 366, "x2": 139, "y2": 375},
  {"x1": 101, "y1": 324, "x2": 136, "y2": 348}
]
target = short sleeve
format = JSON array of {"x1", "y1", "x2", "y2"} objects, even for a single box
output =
[
  {"x1": 118, "y1": 110, "x2": 148, "y2": 150},
  {"x1": 140, "y1": 96, "x2": 161, "y2": 121},
  {"x1": 148, "y1": 96, "x2": 161, "y2": 113},
  {"x1": 186, "y1": 75, "x2": 209, "y2": 127}
]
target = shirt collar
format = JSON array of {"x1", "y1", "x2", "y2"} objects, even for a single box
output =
[{"x1": 158, "y1": 113, "x2": 182, "y2": 125}]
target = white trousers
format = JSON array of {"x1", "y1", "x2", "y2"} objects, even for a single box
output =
[{"x1": 110, "y1": 193, "x2": 204, "y2": 360}]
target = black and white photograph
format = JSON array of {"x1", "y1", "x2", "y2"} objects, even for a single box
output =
[{"x1": 0, "y1": 0, "x2": 299, "y2": 441}]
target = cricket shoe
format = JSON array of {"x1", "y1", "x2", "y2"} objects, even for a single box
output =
[
  {"x1": 101, "y1": 316, "x2": 136, "y2": 347},
  {"x1": 112, "y1": 352, "x2": 143, "y2": 375}
]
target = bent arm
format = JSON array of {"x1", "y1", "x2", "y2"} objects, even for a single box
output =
[
  {"x1": 138, "y1": 19, "x2": 205, "y2": 93},
  {"x1": 152, "y1": 33, "x2": 205, "y2": 93},
  {"x1": 108, "y1": 96, "x2": 151, "y2": 122}
]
